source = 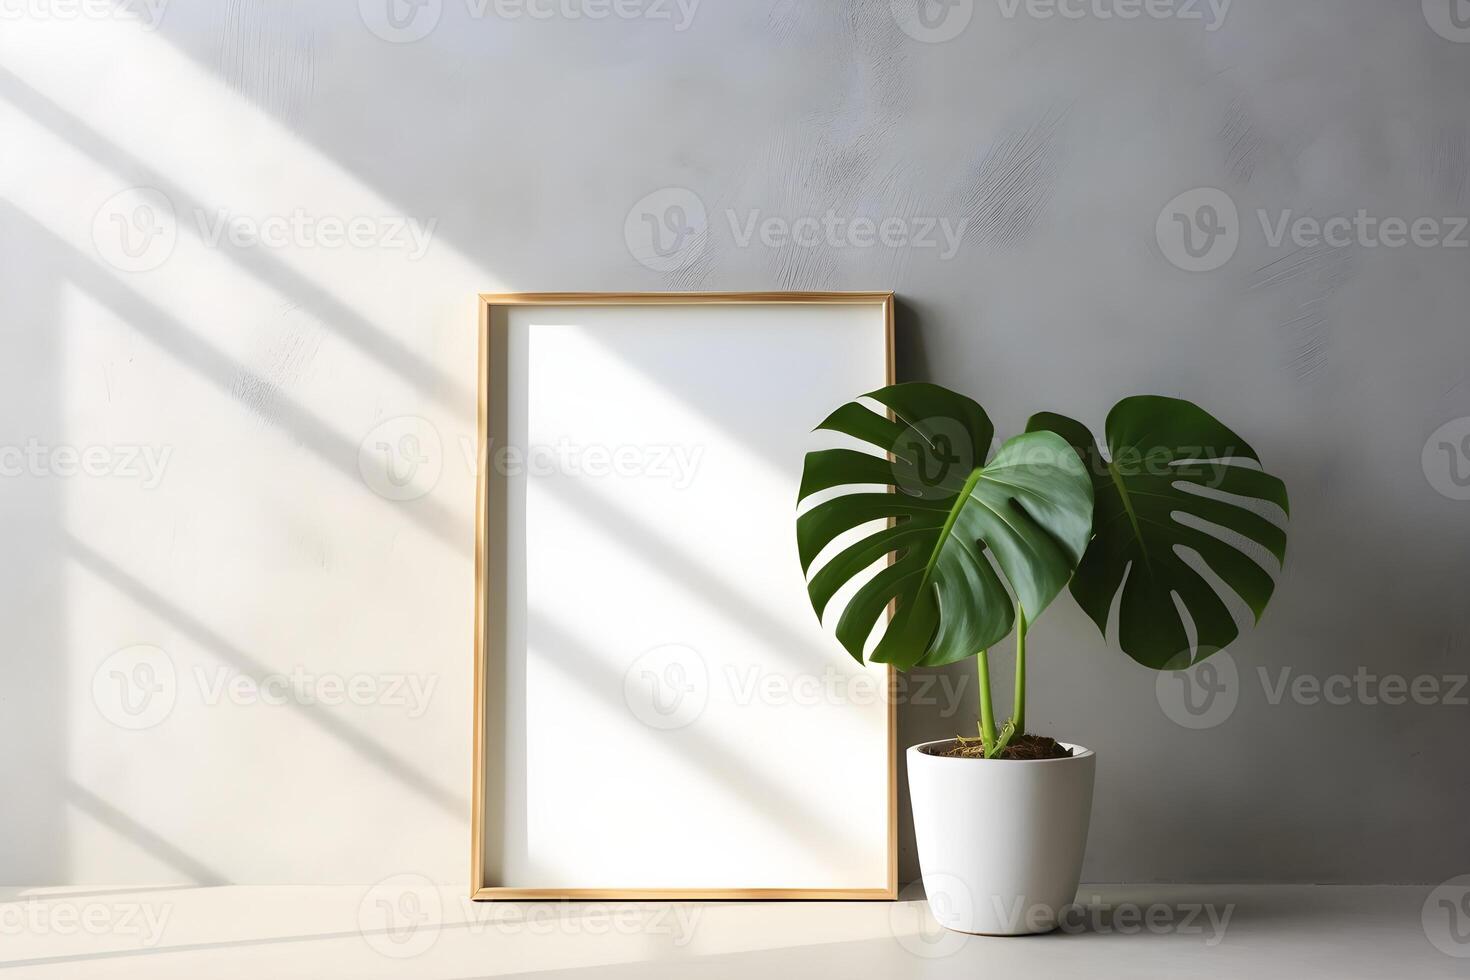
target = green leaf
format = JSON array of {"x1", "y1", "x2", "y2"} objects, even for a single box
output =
[
  {"x1": 797, "y1": 383, "x2": 1095, "y2": 671},
  {"x1": 1028, "y1": 397, "x2": 1290, "y2": 670},
  {"x1": 986, "y1": 719, "x2": 1017, "y2": 759}
]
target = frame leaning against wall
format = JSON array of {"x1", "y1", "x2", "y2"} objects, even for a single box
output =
[{"x1": 472, "y1": 292, "x2": 897, "y2": 901}]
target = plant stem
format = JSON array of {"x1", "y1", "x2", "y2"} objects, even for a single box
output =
[
  {"x1": 975, "y1": 648, "x2": 997, "y2": 751},
  {"x1": 1013, "y1": 604, "x2": 1028, "y2": 735}
]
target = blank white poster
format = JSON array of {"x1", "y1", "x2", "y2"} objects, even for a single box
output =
[{"x1": 479, "y1": 299, "x2": 892, "y2": 893}]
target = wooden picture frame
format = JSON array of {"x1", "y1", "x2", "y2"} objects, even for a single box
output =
[{"x1": 472, "y1": 292, "x2": 896, "y2": 901}]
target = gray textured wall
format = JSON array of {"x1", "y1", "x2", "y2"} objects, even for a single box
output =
[{"x1": 5, "y1": 1, "x2": 1469, "y2": 885}]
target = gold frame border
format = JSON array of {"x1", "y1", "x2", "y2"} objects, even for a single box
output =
[{"x1": 471, "y1": 292, "x2": 897, "y2": 902}]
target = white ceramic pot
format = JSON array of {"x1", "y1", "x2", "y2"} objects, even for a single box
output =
[{"x1": 907, "y1": 739, "x2": 1096, "y2": 935}]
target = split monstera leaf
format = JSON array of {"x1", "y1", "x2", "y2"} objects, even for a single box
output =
[
  {"x1": 1028, "y1": 397, "x2": 1291, "y2": 671},
  {"x1": 796, "y1": 383, "x2": 1289, "y2": 756}
]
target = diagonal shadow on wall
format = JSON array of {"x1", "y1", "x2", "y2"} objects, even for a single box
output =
[
  {"x1": 0, "y1": 204, "x2": 464, "y2": 553},
  {"x1": 0, "y1": 64, "x2": 472, "y2": 415},
  {"x1": 66, "y1": 535, "x2": 468, "y2": 818}
]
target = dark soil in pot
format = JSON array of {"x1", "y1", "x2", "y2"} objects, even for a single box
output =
[{"x1": 930, "y1": 734, "x2": 1074, "y2": 761}]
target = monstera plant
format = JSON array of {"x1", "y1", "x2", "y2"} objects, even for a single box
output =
[
  {"x1": 796, "y1": 381, "x2": 1291, "y2": 937},
  {"x1": 796, "y1": 382, "x2": 1094, "y2": 759}
]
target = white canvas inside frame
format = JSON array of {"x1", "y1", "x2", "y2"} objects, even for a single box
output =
[{"x1": 480, "y1": 300, "x2": 892, "y2": 891}]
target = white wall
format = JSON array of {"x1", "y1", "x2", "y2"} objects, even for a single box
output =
[
  {"x1": 2, "y1": 0, "x2": 1468, "y2": 885},
  {"x1": 2, "y1": 9, "x2": 485, "y2": 884}
]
